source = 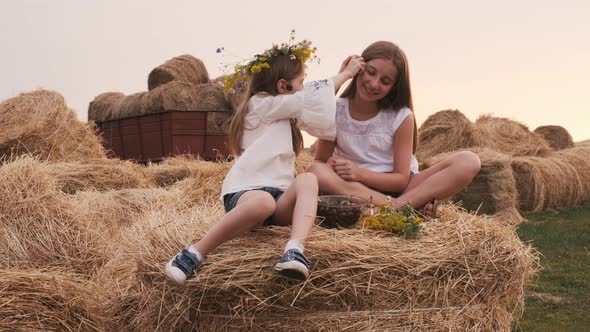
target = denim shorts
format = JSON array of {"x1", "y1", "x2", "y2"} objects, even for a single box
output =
[{"x1": 222, "y1": 186, "x2": 284, "y2": 226}]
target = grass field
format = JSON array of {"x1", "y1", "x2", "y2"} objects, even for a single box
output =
[{"x1": 515, "y1": 202, "x2": 590, "y2": 331}]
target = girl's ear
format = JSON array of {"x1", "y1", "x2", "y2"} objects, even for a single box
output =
[{"x1": 277, "y1": 79, "x2": 289, "y2": 94}]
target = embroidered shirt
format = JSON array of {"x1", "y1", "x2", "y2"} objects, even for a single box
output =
[{"x1": 221, "y1": 79, "x2": 336, "y2": 199}]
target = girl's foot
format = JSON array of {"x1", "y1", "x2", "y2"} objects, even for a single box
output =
[
  {"x1": 165, "y1": 249, "x2": 201, "y2": 285},
  {"x1": 418, "y1": 199, "x2": 439, "y2": 219},
  {"x1": 274, "y1": 249, "x2": 310, "y2": 280}
]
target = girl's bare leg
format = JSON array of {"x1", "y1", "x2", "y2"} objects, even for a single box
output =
[
  {"x1": 274, "y1": 172, "x2": 319, "y2": 242},
  {"x1": 194, "y1": 190, "x2": 277, "y2": 256}
]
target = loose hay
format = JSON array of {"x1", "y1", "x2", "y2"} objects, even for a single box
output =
[
  {"x1": 0, "y1": 157, "x2": 103, "y2": 273},
  {"x1": 0, "y1": 270, "x2": 103, "y2": 332},
  {"x1": 511, "y1": 145, "x2": 590, "y2": 212},
  {"x1": 98, "y1": 205, "x2": 537, "y2": 331},
  {"x1": 43, "y1": 158, "x2": 153, "y2": 194},
  {"x1": 148, "y1": 54, "x2": 209, "y2": 90},
  {"x1": 0, "y1": 90, "x2": 107, "y2": 162},
  {"x1": 422, "y1": 148, "x2": 523, "y2": 224},
  {"x1": 533, "y1": 125, "x2": 574, "y2": 150}
]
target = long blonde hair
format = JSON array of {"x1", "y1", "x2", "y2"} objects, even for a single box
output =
[
  {"x1": 228, "y1": 54, "x2": 304, "y2": 156},
  {"x1": 341, "y1": 41, "x2": 418, "y2": 153}
]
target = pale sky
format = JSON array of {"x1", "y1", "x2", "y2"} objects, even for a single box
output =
[{"x1": 1, "y1": 0, "x2": 589, "y2": 145}]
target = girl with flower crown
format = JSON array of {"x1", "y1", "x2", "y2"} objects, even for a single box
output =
[
  {"x1": 166, "y1": 41, "x2": 364, "y2": 285},
  {"x1": 308, "y1": 41, "x2": 481, "y2": 217}
]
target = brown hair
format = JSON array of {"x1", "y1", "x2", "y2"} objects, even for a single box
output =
[
  {"x1": 341, "y1": 41, "x2": 418, "y2": 153},
  {"x1": 227, "y1": 55, "x2": 304, "y2": 156}
]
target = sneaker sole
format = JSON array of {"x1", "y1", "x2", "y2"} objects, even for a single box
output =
[
  {"x1": 165, "y1": 260, "x2": 188, "y2": 285},
  {"x1": 274, "y1": 260, "x2": 309, "y2": 280}
]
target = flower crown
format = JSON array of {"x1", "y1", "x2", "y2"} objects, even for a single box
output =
[{"x1": 218, "y1": 30, "x2": 319, "y2": 94}]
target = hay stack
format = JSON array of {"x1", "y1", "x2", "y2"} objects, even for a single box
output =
[
  {"x1": 533, "y1": 125, "x2": 574, "y2": 150},
  {"x1": 87, "y1": 92, "x2": 126, "y2": 123},
  {"x1": 98, "y1": 205, "x2": 536, "y2": 331},
  {"x1": 148, "y1": 54, "x2": 209, "y2": 90},
  {"x1": 0, "y1": 90, "x2": 107, "y2": 162},
  {"x1": 0, "y1": 157, "x2": 102, "y2": 272},
  {"x1": 87, "y1": 82, "x2": 232, "y2": 132},
  {"x1": 0, "y1": 270, "x2": 103, "y2": 331},
  {"x1": 416, "y1": 110, "x2": 481, "y2": 161},
  {"x1": 511, "y1": 145, "x2": 590, "y2": 212},
  {"x1": 422, "y1": 148, "x2": 522, "y2": 224},
  {"x1": 474, "y1": 115, "x2": 552, "y2": 157},
  {"x1": 44, "y1": 158, "x2": 153, "y2": 194}
]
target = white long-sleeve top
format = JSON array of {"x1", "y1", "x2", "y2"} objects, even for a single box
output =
[{"x1": 220, "y1": 79, "x2": 336, "y2": 199}]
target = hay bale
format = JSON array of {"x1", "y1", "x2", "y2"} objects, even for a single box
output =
[
  {"x1": 44, "y1": 158, "x2": 153, "y2": 194},
  {"x1": 98, "y1": 205, "x2": 536, "y2": 331},
  {"x1": 148, "y1": 54, "x2": 209, "y2": 90},
  {"x1": 0, "y1": 270, "x2": 103, "y2": 331},
  {"x1": 88, "y1": 82, "x2": 231, "y2": 127},
  {"x1": 147, "y1": 81, "x2": 231, "y2": 113},
  {"x1": 422, "y1": 148, "x2": 523, "y2": 224},
  {"x1": 474, "y1": 115, "x2": 552, "y2": 157},
  {"x1": 533, "y1": 125, "x2": 574, "y2": 150},
  {"x1": 511, "y1": 145, "x2": 590, "y2": 212},
  {"x1": 574, "y1": 139, "x2": 590, "y2": 147},
  {"x1": 0, "y1": 157, "x2": 102, "y2": 272},
  {"x1": 416, "y1": 110, "x2": 480, "y2": 161},
  {"x1": 0, "y1": 90, "x2": 107, "y2": 162},
  {"x1": 88, "y1": 92, "x2": 126, "y2": 123}
]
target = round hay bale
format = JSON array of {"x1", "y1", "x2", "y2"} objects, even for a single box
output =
[
  {"x1": 98, "y1": 205, "x2": 536, "y2": 331},
  {"x1": 116, "y1": 91, "x2": 150, "y2": 119},
  {"x1": 511, "y1": 148, "x2": 586, "y2": 212},
  {"x1": 88, "y1": 92, "x2": 126, "y2": 122},
  {"x1": 0, "y1": 157, "x2": 103, "y2": 272},
  {"x1": 148, "y1": 54, "x2": 209, "y2": 90},
  {"x1": 422, "y1": 148, "x2": 522, "y2": 223},
  {"x1": 44, "y1": 158, "x2": 153, "y2": 194},
  {"x1": 416, "y1": 110, "x2": 480, "y2": 161},
  {"x1": 0, "y1": 90, "x2": 107, "y2": 162},
  {"x1": 0, "y1": 270, "x2": 103, "y2": 331},
  {"x1": 146, "y1": 81, "x2": 231, "y2": 114},
  {"x1": 533, "y1": 125, "x2": 574, "y2": 150},
  {"x1": 510, "y1": 157, "x2": 545, "y2": 213},
  {"x1": 475, "y1": 115, "x2": 552, "y2": 157}
]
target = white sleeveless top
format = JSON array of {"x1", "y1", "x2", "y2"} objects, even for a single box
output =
[{"x1": 334, "y1": 97, "x2": 419, "y2": 173}]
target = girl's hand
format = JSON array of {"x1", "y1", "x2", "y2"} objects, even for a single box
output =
[
  {"x1": 328, "y1": 156, "x2": 363, "y2": 182},
  {"x1": 340, "y1": 55, "x2": 365, "y2": 79}
]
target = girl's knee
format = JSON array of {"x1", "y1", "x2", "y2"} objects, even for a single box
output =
[
  {"x1": 295, "y1": 172, "x2": 319, "y2": 190},
  {"x1": 456, "y1": 150, "x2": 481, "y2": 177}
]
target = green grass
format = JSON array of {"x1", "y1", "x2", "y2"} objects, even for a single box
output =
[{"x1": 514, "y1": 202, "x2": 590, "y2": 332}]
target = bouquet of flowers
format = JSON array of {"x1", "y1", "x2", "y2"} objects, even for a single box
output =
[{"x1": 357, "y1": 203, "x2": 424, "y2": 239}]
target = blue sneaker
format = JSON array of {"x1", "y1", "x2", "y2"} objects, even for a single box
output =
[
  {"x1": 274, "y1": 249, "x2": 310, "y2": 280},
  {"x1": 165, "y1": 249, "x2": 201, "y2": 285}
]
